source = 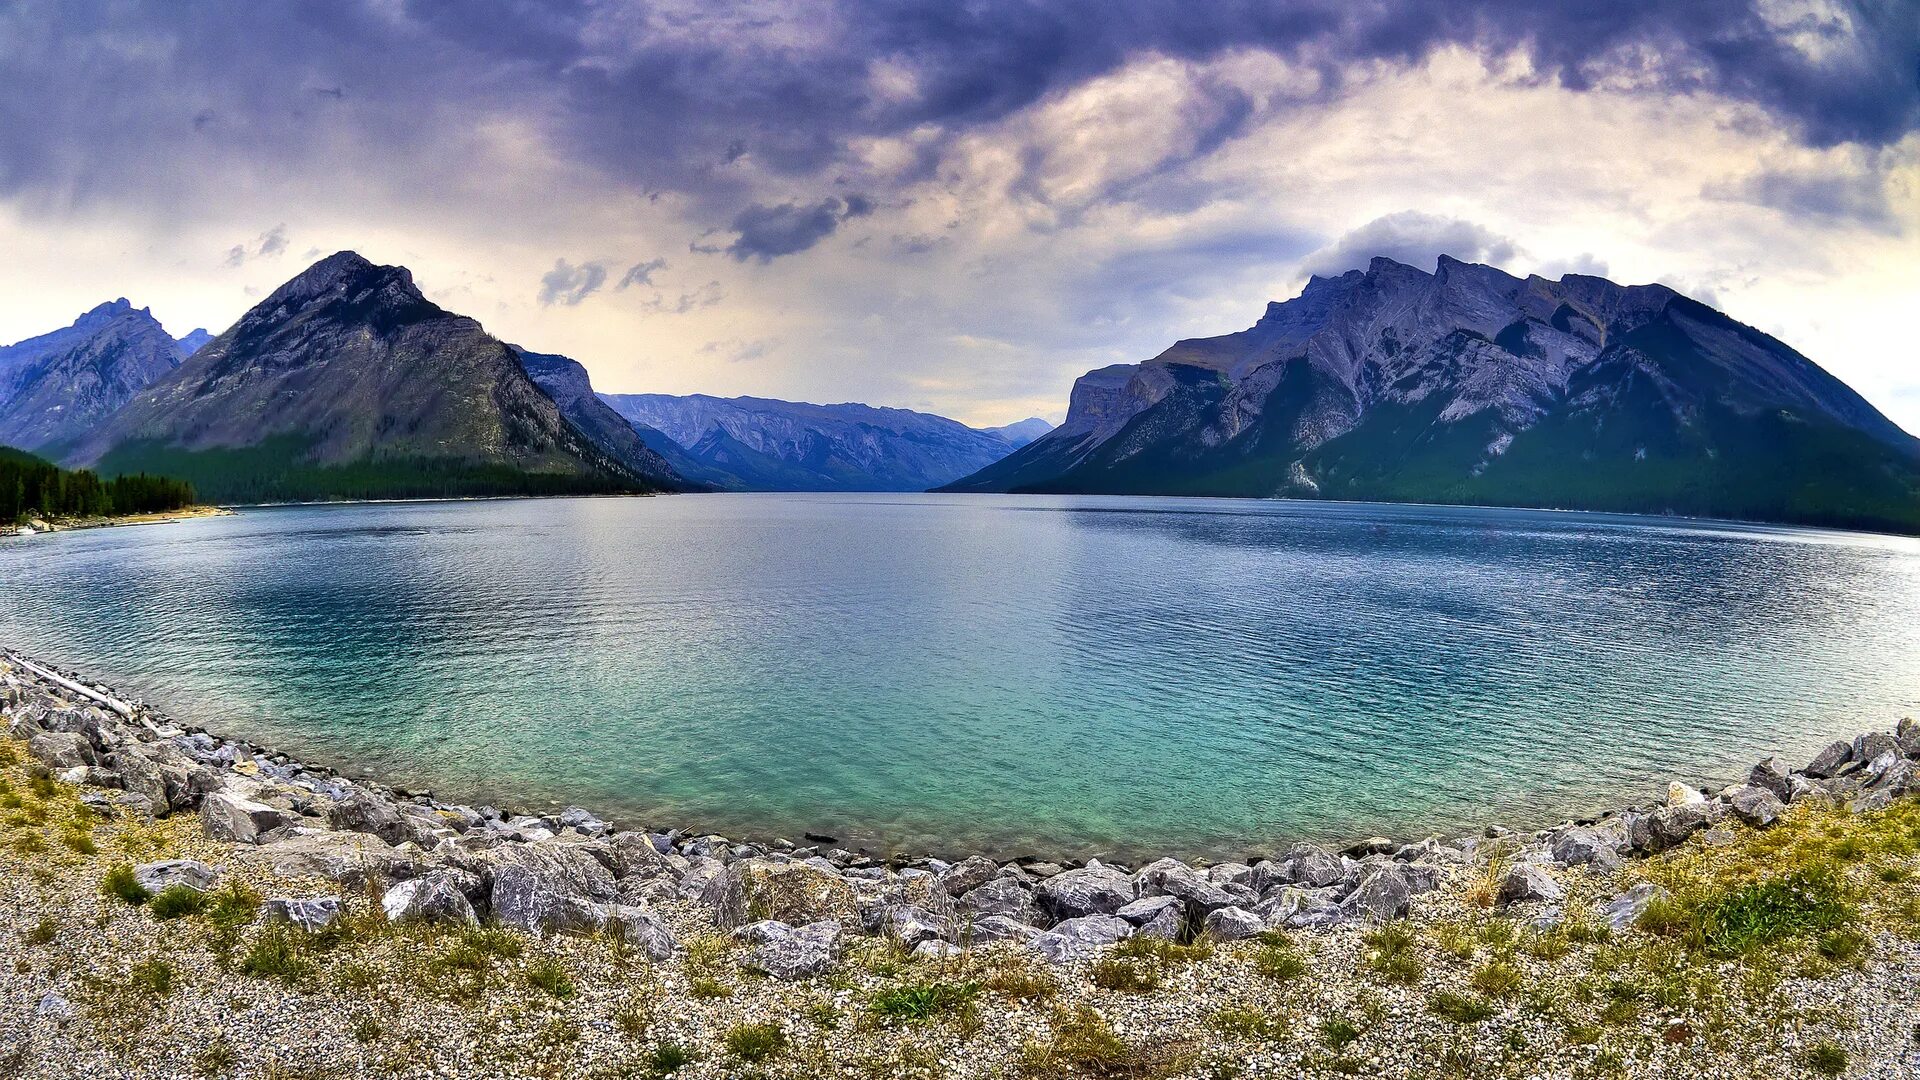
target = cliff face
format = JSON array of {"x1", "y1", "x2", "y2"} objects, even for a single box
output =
[
  {"x1": 513, "y1": 347, "x2": 694, "y2": 492},
  {"x1": 68, "y1": 252, "x2": 660, "y2": 502},
  {"x1": 598, "y1": 393, "x2": 1035, "y2": 491},
  {"x1": 0, "y1": 300, "x2": 184, "y2": 452},
  {"x1": 944, "y1": 256, "x2": 1920, "y2": 533}
]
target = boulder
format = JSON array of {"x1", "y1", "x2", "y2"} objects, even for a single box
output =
[
  {"x1": 913, "y1": 940, "x2": 963, "y2": 961},
  {"x1": 1601, "y1": 883, "x2": 1669, "y2": 932},
  {"x1": 886, "y1": 904, "x2": 955, "y2": 947},
  {"x1": 1897, "y1": 718, "x2": 1920, "y2": 757},
  {"x1": 1254, "y1": 885, "x2": 1342, "y2": 929},
  {"x1": 200, "y1": 791, "x2": 291, "y2": 844},
  {"x1": 961, "y1": 914, "x2": 1044, "y2": 946},
  {"x1": 1746, "y1": 757, "x2": 1795, "y2": 801},
  {"x1": 1725, "y1": 785, "x2": 1786, "y2": 827},
  {"x1": 958, "y1": 877, "x2": 1046, "y2": 926},
  {"x1": 1206, "y1": 863, "x2": 1254, "y2": 890},
  {"x1": 1851, "y1": 790, "x2": 1896, "y2": 815},
  {"x1": 488, "y1": 843, "x2": 618, "y2": 934},
  {"x1": 1267, "y1": 843, "x2": 1345, "y2": 889},
  {"x1": 1548, "y1": 828, "x2": 1622, "y2": 871},
  {"x1": 702, "y1": 860, "x2": 860, "y2": 930},
  {"x1": 938, "y1": 855, "x2": 1000, "y2": 896},
  {"x1": 599, "y1": 831, "x2": 684, "y2": 881},
  {"x1": 675, "y1": 858, "x2": 726, "y2": 901},
  {"x1": 133, "y1": 859, "x2": 219, "y2": 894},
  {"x1": 1667, "y1": 781, "x2": 1707, "y2": 806},
  {"x1": 1855, "y1": 732, "x2": 1900, "y2": 764},
  {"x1": 1201, "y1": 906, "x2": 1265, "y2": 942},
  {"x1": 733, "y1": 919, "x2": 842, "y2": 980},
  {"x1": 1133, "y1": 857, "x2": 1234, "y2": 913},
  {"x1": 264, "y1": 897, "x2": 343, "y2": 932},
  {"x1": 1115, "y1": 894, "x2": 1183, "y2": 926},
  {"x1": 382, "y1": 872, "x2": 479, "y2": 926},
  {"x1": 264, "y1": 831, "x2": 421, "y2": 887},
  {"x1": 1342, "y1": 864, "x2": 1412, "y2": 922},
  {"x1": 27, "y1": 731, "x2": 93, "y2": 770},
  {"x1": 326, "y1": 791, "x2": 419, "y2": 846},
  {"x1": 1805, "y1": 740, "x2": 1853, "y2": 779},
  {"x1": 1498, "y1": 863, "x2": 1565, "y2": 905},
  {"x1": 1027, "y1": 914, "x2": 1133, "y2": 964},
  {"x1": 1034, "y1": 864, "x2": 1136, "y2": 920},
  {"x1": 600, "y1": 904, "x2": 678, "y2": 961}
]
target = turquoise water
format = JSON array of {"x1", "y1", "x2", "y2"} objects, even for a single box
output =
[{"x1": 2, "y1": 494, "x2": 1918, "y2": 859}]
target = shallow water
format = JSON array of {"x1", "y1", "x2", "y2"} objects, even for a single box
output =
[{"x1": 2, "y1": 494, "x2": 1918, "y2": 859}]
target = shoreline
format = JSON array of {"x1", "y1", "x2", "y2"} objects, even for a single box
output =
[
  {"x1": 1, "y1": 504, "x2": 233, "y2": 537},
  {"x1": 5, "y1": 647, "x2": 1920, "y2": 1077}
]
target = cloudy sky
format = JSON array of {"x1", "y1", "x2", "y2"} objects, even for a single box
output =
[{"x1": 0, "y1": 1, "x2": 1915, "y2": 431}]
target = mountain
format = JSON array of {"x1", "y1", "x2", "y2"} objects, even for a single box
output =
[
  {"x1": 0, "y1": 299, "x2": 185, "y2": 453},
  {"x1": 68, "y1": 251, "x2": 665, "y2": 503},
  {"x1": 511, "y1": 346, "x2": 696, "y2": 491},
  {"x1": 597, "y1": 394, "x2": 1035, "y2": 491},
  {"x1": 943, "y1": 255, "x2": 1920, "y2": 534},
  {"x1": 176, "y1": 328, "x2": 214, "y2": 356},
  {"x1": 984, "y1": 417, "x2": 1054, "y2": 448}
]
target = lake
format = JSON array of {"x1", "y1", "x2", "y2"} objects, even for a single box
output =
[{"x1": 3, "y1": 494, "x2": 1918, "y2": 860}]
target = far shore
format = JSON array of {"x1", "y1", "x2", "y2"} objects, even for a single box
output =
[{"x1": 1, "y1": 505, "x2": 233, "y2": 538}]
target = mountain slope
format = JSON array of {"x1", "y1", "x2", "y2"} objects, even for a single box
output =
[
  {"x1": 984, "y1": 417, "x2": 1054, "y2": 448},
  {"x1": 943, "y1": 256, "x2": 1920, "y2": 533},
  {"x1": 597, "y1": 393, "x2": 1031, "y2": 491},
  {"x1": 68, "y1": 252, "x2": 660, "y2": 503},
  {"x1": 512, "y1": 346, "x2": 694, "y2": 491},
  {"x1": 176, "y1": 329, "x2": 213, "y2": 356},
  {"x1": 0, "y1": 299, "x2": 184, "y2": 452}
]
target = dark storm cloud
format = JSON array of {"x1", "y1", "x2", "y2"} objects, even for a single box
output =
[
  {"x1": 0, "y1": 0, "x2": 1914, "y2": 224},
  {"x1": 725, "y1": 195, "x2": 874, "y2": 262}
]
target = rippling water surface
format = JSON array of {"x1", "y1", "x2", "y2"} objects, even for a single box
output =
[{"x1": 2, "y1": 494, "x2": 1918, "y2": 858}]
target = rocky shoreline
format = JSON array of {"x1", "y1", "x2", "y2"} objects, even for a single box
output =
[
  {"x1": 5, "y1": 647, "x2": 1920, "y2": 1078},
  {"x1": 0, "y1": 505, "x2": 233, "y2": 537}
]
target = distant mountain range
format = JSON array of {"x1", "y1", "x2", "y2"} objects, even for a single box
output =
[
  {"x1": 598, "y1": 393, "x2": 1051, "y2": 492},
  {"x1": 0, "y1": 299, "x2": 184, "y2": 452},
  {"x1": 63, "y1": 252, "x2": 667, "y2": 502},
  {"x1": 944, "y1": 255, "x2": 1920, "y2": 534}
]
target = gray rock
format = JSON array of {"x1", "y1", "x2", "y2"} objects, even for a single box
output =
[
  {"x1": 1034, "y1": 864, "x2": 1136, "y2": 920},
  {"x1": 1133, "y1": 856, "x2": 1234, "y2": 913},
  {"x1": 326, "y1": 791, "x2": 413, "y2": 845},
  {"x1": 488, "y1": 843, "x2": 618, "y2": 934},
  {"x1": 200, "y1": 791, "x2": 291, "y2": 844},
  {"x1": 36, "y1": 991, "x2": 74, "y2": 1020},
  {"x1": 1206, "y1": 863, "x2": 1254, "y2": 890},
  {"x1": 1628, "y1": 802, "x2": 1722, "y2": 853},
  {"x1": 28, "y1": 731, "x2": 93, "y2": 770},
  {"x1": 733, "y1": 919, "x2": 842, "y2": 980},
  {"x1": 1746, "y1": 757, "x2": 1795, "y2": 800},
  {"x1": 600, "y1": 831, "x2": 684, "y2": 881},
  {"x1": 1726, "y1": 784, "x2": 1786, "y2": 827},
  {"x1": 1601, "y1": 883, "x2": 1669, "y2": 932},
  {"x1": 1897, "y1": 718, "x2": 1920, "y2": 757},
  {"x1": 702, "y1": 860, "x2": 860, "y2": 930},
  {"x1": 913, "y1": 939, "x2": 963, "y2": 961},
  {"x1": 600, "y1": 904, "x2": 678, "y2": 961},
  {"x1": 1548, "y1": 828, "x2": 1622, "y2": 871},
  {"x1": 263, "y1": 831, "x2": 421, "y2": 888},
  {"x1": 957, "y1": 877, "x2": 1046, "y2": 926},
  {"x1": 1268, "y1": 843, "x2": 1345, "y2": 889},
  {"x1": 1855, "y1": 732, "x2": 1900, "y2": 765},
  {"x1": 133, "y1": 859, "x2": 219, "y2": 894},
  {"x1": 1201, "y1": 905, "x2": 1265, "y2": 941},
  {"x1": 1851, "y1": 789, "x2": 1896, "y2": 815},
  {"x1": 1027, "y1": 914, "x2": 1133, "y2": 964},
  {"x1": 1115, "y1": 894, "x2": 1182, "y2": 925},
  {"x1": 382, "y1": 872, "x2": 479, "y2": 926},
  {"x1": 1498, "y1": 863, "x2": 1565, "y2": 905},
  {"x1": 959, "y1": 914, "x2": 1043, "y2": 946},
  {"x1": 938, "y1": 855, "x2": 999, "y2": 896},
  {"x1": 886, "y1": 904, "x2": 955, "y2": 947},
  {"x1": 1342, "y1": 864, "x2": 1412, "y2": 922},
  {"x1": 1805, "y1": 740, "x2": 1853, "y2": 778},
  {"x1": 264, "y1": 897, "x2": 343, "y2": 932}
]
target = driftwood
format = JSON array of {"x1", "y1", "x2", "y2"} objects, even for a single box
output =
[{"x1": 3, "y1": 650, "x2": 134, "y2": 718}]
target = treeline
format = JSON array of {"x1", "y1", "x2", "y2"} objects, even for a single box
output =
[{"x1": 1, "y1": 447, "x2": 196, "y2": 522}]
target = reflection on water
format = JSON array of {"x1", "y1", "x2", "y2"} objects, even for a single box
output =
[{"x1": 1, "y1": 493, "x2": 1917, "y2": 859}]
